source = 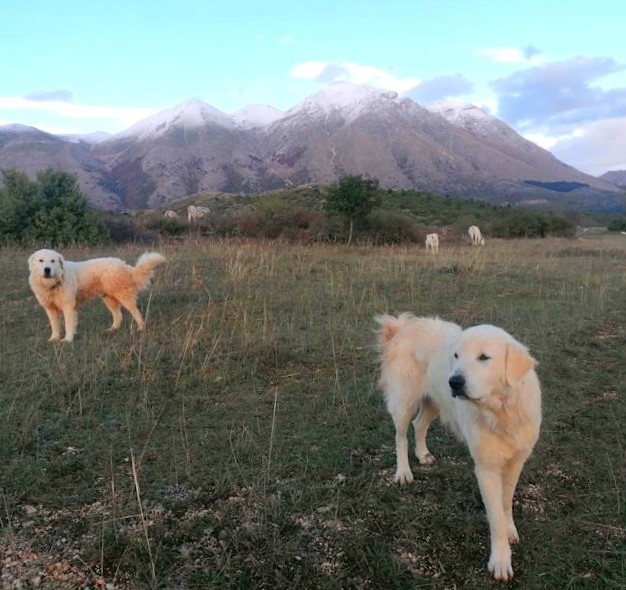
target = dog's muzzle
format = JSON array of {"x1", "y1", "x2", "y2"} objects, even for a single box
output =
[
  {"x1": 43, "y1": 267, "x2": 52, "y2": 277},
  {"x1": 448, "y1": 373, "x2": 467, "y2": 399}
]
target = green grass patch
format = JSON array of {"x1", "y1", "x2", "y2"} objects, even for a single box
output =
[{"x1": 1, "y1": 237, "x2": 625, "y2": 588}]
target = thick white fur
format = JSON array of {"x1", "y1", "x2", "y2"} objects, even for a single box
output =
[
  {"x1": 28, "y1": 249, "x2": 166, "y2": 342},
  {"x1": 425, "y1": 233, "x2": 439, "y2": 254},
  {"x1": 468, "y1": 225, "x2": 485, "y2": 246},
  {"x1": 376, "y1": 313, "x2": 541, "y2": 581}
]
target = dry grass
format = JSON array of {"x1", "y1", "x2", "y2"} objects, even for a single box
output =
[{"x1": 1, "y1": 236, "x2": 625, "y2": 589}]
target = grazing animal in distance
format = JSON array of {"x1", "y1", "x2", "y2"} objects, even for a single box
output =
[
  {"x1": 164, "y1": 210, "x2": 179, "y2": 219},
  {"x1": 187, "y1": 204, "x2": 211, "y2": 223},
  {"x1": 468, "y1": 225, "x2": 485, "y2": 246},
  {"x1": 425, "y1": 233, "x2": 439, "y2": 254}
]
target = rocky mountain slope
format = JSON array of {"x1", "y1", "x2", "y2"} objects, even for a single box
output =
[
  {"x1": 0, "y1": 83, "x2": 620, "y2": 211},
  {"x1": 599, "y1": 170, "x2": 626, "y2": 188}
]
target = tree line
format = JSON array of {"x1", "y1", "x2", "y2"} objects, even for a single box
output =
[
  {"x1": 0, "y1": 169, "x2": 109, "y2": 246},
  {"x1": 0, "y1": 169, "x2": 591, "y2": 246}
]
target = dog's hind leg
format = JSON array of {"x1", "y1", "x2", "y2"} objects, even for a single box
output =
[
  {"x1": 413, "y1": 397, "x2": 439, "y2": 465},
  {"x1": 116, "y1": 294, "x2": 145, "y2": 332},
  {"x1": 102, "y1": 296, "x2": 123, "y2": 331}
]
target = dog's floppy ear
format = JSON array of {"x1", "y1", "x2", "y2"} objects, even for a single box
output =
[
  {"x1": 57, "y1": 254, "x2": 65, "y2": 278},
  {"x1": 505, "y1": 341, "x2": 536, "y2": 386}
]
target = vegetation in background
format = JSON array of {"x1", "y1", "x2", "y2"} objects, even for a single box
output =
[
  {"x1": 607, "y1": 217, "x2": 626, "y2": 232},
  {"x1": 324, "y1": 175, "x2": 381, "y2": 244},
  {"x1": 0, "y1": 168, "x2": 109, "y2": 246},
  {"x1": 148, "y1": 177, "x2": 578, "y2": 243}
]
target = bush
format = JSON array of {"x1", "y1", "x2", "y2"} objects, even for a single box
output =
[
  {"x1": 607, "y1": 217, "x2": 626, "y2": 232},
  {"x1": 491, "y1": 210, "x2": 576, "y2": 239},
  {"x1": 0, "y1": 169, "x2": 109, "y2": 246},
  {"x1": 145, "y1": 216, "x2": 186, "y2": 237},
  {"x1": 366, "y1": 209, "x2": 420, "y2": 244}
]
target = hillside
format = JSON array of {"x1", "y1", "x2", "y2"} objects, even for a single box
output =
[{"x1": 0, "y1": 83, "x2": 621, "y2": 212}]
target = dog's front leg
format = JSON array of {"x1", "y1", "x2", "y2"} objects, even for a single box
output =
[
  {"x1": 392, "y1": 410, "x2": 414, "y2": 484},
  {"x1": 502, "y1": 454, "x2": 528, "y2": 545},
  {"x1": 475, "y1": 466, "x2": 513, "y2": 581},
  {"x1": 60, "y1": 305, "x2": 78, "y2": 342},
  {"x1": 44, "y1": 306, "x2": 62, "y2": 341}
]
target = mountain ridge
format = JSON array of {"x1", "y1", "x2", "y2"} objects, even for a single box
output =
[{"x1": 0, "y1": 82, "x2": 620, "y2": 211}]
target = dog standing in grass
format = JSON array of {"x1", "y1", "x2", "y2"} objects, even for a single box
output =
[
  {"x1": 376, "y1": 313, "x2": 542, "y2": 581},
  {"x1": 28, "y1": 249, "x2": 166, "y2": 342}
]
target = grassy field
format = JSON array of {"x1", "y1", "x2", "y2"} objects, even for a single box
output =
[{"x1": 1, "y1": 236, "x2": 625, "y2": 589}]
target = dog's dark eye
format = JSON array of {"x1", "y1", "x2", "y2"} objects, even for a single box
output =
[
  {"x1": 478, "y1": 353, "x2": 490, "y2": 361},
  {"x1": 39, "y1": 259, "x2": 43, "y2": 263},
  {"x1": 454, "y1": 353, "x2": 458, "y2": 359},
  {"x1": 51, "y1": 259, "x2": 55, "y2": 263}
]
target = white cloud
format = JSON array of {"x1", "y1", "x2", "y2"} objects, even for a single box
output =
[
  {"x1": 0, "y1": 96, "x2": 156, "y2": 133},
  {"x1": 477, "y1": 47, "x2": 542, "y2": 64},
  {"x1": 549, "y1": 117, "x2": 626, "y2": 175},
  {"x1": 291, "y1": 61, "x2": 328, "y2": 79},
  {"x1": 291, "y1": 61, "x2": 419, "y2": 93}
]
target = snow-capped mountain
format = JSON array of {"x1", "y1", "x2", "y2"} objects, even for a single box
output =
[
  {"x1": 59, "y1": 131, "x2": 112, "y2": 144},
  {"x1": 1, "y1": 83, "x2": 621, "y2": 211},
  {"x1": 114, "y1": 98, "x2": 233, "y2": 141},
  {"x1": 428, "y1": 100, "x2": 536, "y2": 145},
  {"x1": 285, "y1": 82, "x2": 400, "y2": 123},
  {"x1": 232, "y1": 104, "x2": 283, "y2": 128}
]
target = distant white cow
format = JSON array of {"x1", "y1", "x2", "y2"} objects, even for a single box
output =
[
  {"x1": 468, "y1": 225, "x2": 485, "y2": 246},
  {"x1": 164, "y1": 210, "x2": 179, "y2": 219},
  {"x1": 425, "y1": 233, "x2": 439, "y2": 254},
  {"x1": 187, "y1": 205, "x2": 211, "y2": 223}
]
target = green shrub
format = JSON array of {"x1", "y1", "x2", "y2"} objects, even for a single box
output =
[{"x1": 0, "y1": 168, "x2": 109, "y2": 246}]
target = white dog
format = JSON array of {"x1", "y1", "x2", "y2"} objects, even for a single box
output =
[
  {"x1": 28, "y1": 249, "x2": 166, "y2": 342},
  {"x1": 425, "y1": 233, "x2": 439, "y2": 254},
  {"x1": 376, "y1": 313, "x2": 541, "y2": 581}
]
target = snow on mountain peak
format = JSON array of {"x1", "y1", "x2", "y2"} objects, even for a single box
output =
[
  {"x1": 0, "y1": 123, "x2": 43, "y2": 134},
  {"x1": 427, "y1": 100, "x2": 514, "y2": 138},
  {"x1": 428, "y1": 100, "x2": 490, "y2": 121},
  {"x1": 288, "y1": 82, "x2": 400, "y2": 121},
  {"x1": 232, "y1": 104, "x2": 284, "y2": 128},
  {"x1": 115, "y1": 99, "x2": 233, "y2": 140}
]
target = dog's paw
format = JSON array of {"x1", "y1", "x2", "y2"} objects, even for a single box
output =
[
  {"x1": 394, "y1": 469, "x2": 414, "y2": 485},
  {"x1": 107, "y1": 325, "x2": 121, "y2": 332},
  {"x1": 48, "y1": 335, "x2": 61, "y2": 342},
  {"x1": 417, "y1": 452, "x2": 436, "y2": 465},
  {"x1": 60, "y1": 337, "x2": 74, "y2": 343},
  {"x1": 507, "y1": 522, "x2": 520, "y2": 545},
  {"x1": 488, "y1": 551, "x2": 513, "y2": 582}
]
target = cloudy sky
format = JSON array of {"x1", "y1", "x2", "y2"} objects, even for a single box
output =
[{"x1": 2, "y1": 0, "x2": 624, "y2": 175}]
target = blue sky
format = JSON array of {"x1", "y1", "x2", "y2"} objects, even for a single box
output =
[{"x1": 2, "y1": 0, "x2": 625, "y2": 174}]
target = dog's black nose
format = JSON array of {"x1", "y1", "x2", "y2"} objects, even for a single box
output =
[
  {"x1": 44, "y1": 267, "x2": 51, "y2": 275},
  {"x1": 448, "y1": 374, "x2": 466, "y2": 396}
]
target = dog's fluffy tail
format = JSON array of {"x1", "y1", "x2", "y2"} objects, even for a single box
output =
[
  {"x1": 133, "y1": 252, "x2": 167, "y2": 290},
  {"x1": 375, "y1": 312, "x2": 416, "y2": 349}
]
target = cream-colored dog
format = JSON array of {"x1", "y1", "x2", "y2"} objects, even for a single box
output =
[
  {"x1": 376, "y1": 313, "x2": 541, "y2": 582},
  {"x1": 28, "y1": 249, "x2": 166, "y2": 342}
]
